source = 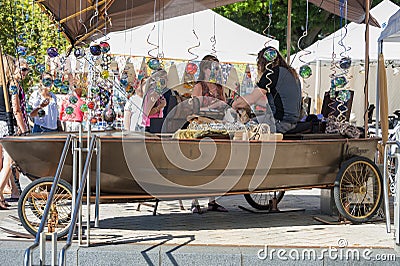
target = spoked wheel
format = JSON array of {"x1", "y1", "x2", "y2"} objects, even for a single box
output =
[
  {"x1": 334, "y1": 156, "x2": 383, "y2": 223},
  {"x1": 18, "y1": 177, "x2": 73, "y2": 238},
  {"x1": 244, "y1": 191, "x2": 285, "y2": 210}
]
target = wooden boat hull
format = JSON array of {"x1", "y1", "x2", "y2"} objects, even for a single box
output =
[{"x1": 1, "y1": 132, "x2": 379, "y2": 198}]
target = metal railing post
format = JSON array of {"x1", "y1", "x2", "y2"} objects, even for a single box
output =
[{"x1": 95, "y1": 138, "x2": 101, "y2": 227}]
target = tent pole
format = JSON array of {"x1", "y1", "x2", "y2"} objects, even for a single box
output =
[
  {"x1": 376, "y1": 41, "x2": 382, "y2": 136},
  {"x1": 0, "y1": 46, "x2": 14, "y2": 135},
  {"x1": 314, "y1": 60, "x2": 321, "y2": 113},
  {"x1": 364, "y1": 0, "x2": 370, "y2": 138},
  {"x1": 286, "y1": 0, "x2": 292, "y2": 64}
]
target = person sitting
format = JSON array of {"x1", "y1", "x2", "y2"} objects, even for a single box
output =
[
  {"x1": 233, "y1": 46, "x2": 302, "y2": 133},
  {"x1": 191, "y1": 54, "x2": 228, "y2": 213},
  {"x1": 124, "y1": 77, "x2": 147, "y2": 132},
  {"x1": 29, "y1": 72, "x2": 59, "y2": 133}
]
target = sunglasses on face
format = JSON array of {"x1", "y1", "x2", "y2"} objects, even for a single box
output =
[
  {"x1": 21, "y1": 67, "x2": 30, "y2": 72},
  {"x1": 42, "y1": 78, "x2": 53, "y2": 87}
]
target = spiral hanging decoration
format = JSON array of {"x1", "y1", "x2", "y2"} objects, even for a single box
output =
[
  {"x1": 262, "y1": 0, "x2": 274, "y2": 48},
  {"x1": 188, "y1": 30, "x2": 201, "y2": 62},
  {"x1": 298, "y1": 0, "x2": 312, "y2": 79}
]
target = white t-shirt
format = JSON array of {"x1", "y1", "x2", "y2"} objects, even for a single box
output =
[
  {"x1": 28, "y1": 90, "x2": 58, "y2": 130},
  {"x1": 124, "y1": 95, "x2": 143, "y2": 131}
]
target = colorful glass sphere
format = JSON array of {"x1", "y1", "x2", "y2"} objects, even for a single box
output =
[
  {"x1": 36, "y1": 63, "x2": 45, "y2": 74},
  {"x1": 339, "y1": 57, "x2": 352, "y2": 70},
  {"x1": 263, "y1": 47, "x2": 277, "y2": 61},
  {"x1": 60, "y1": 86, "x2": 69, "y2": 94},
  {"x1": 65, "y1": 106, "x2": 74, "y2": 115},
  {"x1": 53, "y1": 78, "x2": 63, "y2": 88},
  {"x1": 103, "y1": 107, "x2": 116, "y2": 123},
  {"x1": 90, "y1": 45, "x2": 102, "y2": 56},
  {"x1": 69, "y1": 95, "x2": 78, "y2": 104},
  {"x1": 26, "y1": 56, "x2": 36, "y2": 66},
  {"x1": 91, "y1": 86, "x2": 100, "y2": 94},
  {"x1": 90, "y1": 117, "x2": 98, "y2": 124},
  {"x1": 299, "y1": 65, "x2": 312, "y2": 79},
  {"x1": 331, "y1": 76, "x2": 348, "y2": 88},
  {"x1": 87, "y1": 101, "x2": 95, "y2": 110},
  {"x1": 120, "y1": 79, "x2": 128, "y2": 87},
  {"x1": 47, "y1": 47, "x2": 59, "y2": 58},
  {"x1": 338, "y1": 89, "x2": 351, "y2": 102},
  {"x1": 74, "y1": 47, "x2": 85, "y2": 59},
  {"x1": 99, "y1": 41, "x2": 110, "y2": 53},
  {"x1": 101, "y1": 70, "x2": 110, "y2": 79},
  {"x1": 42, "y1": 78, "x2": 52, "y2": 88},
  {"x1": 38, "y1": 109, "x2": 46, "y2": 117},
  {"x1": 185, "y1": 63, "x2": 198, "y2": 75},
  {"x1": 148, "y1": 58, "x2": 161, "y2": 70},
  {"x1": 17, "y1": 46, "x2": 27, "y2": 56},
  {"x1": 80, "y1": 104, "x2": 88, "y2": 113},
  {"x1": 26, "y1": 104, "x2": 33, "y2": 114}
]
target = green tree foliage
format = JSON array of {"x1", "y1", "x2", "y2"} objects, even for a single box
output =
[
  {"x1": 214, "y1": 0, "x2": 400, "y2": 55},
  {"x1": 0, "y1": 0, "x2": 67, "y2": 87}
]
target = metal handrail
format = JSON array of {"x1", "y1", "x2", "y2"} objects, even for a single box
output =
[
  {"x1": 59, "y1": 135, "x2": 97, "y2": 266},
  {"x1": 24, "y1": 134, "x2": 73, "y2": 266}
]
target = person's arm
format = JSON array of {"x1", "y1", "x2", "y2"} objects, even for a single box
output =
[
  {"x1": 10, "y1": 89, "x2": 28, "y2": 134},
  {"x1": 123, "y1": 110, "x2": 132, "y2": 131},
  {"x1": 30, "y1": 98, "x2": 49, "y2": 117},
  {"x1": 232, "y1": 87, "x2": 266, "y2": 109},
  {"x1": 148, "y1": 97, "x2": 166, "y2": 116}
]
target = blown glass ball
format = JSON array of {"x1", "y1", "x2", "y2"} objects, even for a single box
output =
[
  {"x1": 339, "y1": 57, "x2": 352, "y2": 70},
  {"x1": 148, "y1": 58, "x2": 161, "y2": 70},
  {"x1": 60, "y1": 86, "x2": 69, "y2": 94},
  {"x1": 38, "y1": 109, "x2": 45, "y2": 117},
  {"x1": 74, "y1": 47, "x2": 85, "y2": 59},
  {"x1": 263, "y1": 47, "x2": 277, "y2": 61},
  {"x1": 69, "y1": 95, "x2": 78, "y2": 104},
  {"x1": 53, "y1": 79, "x2": 63, "y2": 88},
  {"x1": 103, "y1": 108, "x2": 116, "y2": 123},
  {"x1": 91, "y1": 86, "x2": 100, "y2": 94},
  {"x1": 185, "y1": 63, "x2": 198, "y2": 75},
  {"x1": 331, "y1": 76, "x2": 348, "y2": 88},
  {"x1": 99, "y1": 41, "x2": 110, "y2": 53},
  {"x1": 90, "y1": 45, "x2": 102, "y2": 56},
  {"x1": 87, "y1": 101, "x2": 95, "y2": 110},
  {"x1": 17, "y1": 46, "x2": 27, "y2": 56},
  {"x1": 90, "y1": 117, "x2": 98, "y2": 124},
  {"x1": 36, "y1": 63, "x2": 45, "y2": 74},
  {"x1": 338, "y1": 89, "x2": 351, "y2": 102},
  {"x1": 101, "y1": 70, "x2": 110, "y2": 79},
  {"x1": 299, "y1": 65, "x2": 312, "y2": 79},
  {"x1": 47, "y1": 47, "x2": 59, "y2": 58},
  {"x1": 65, "y1": 106, "x2": 74, "y2": 115},
  {"x1": 120, "y1": 79, "x2": 128, "y2": 87},
  {"x1": 26, "y1": 56, "x2": 36, "y2": 66},
  {"x1": 80, "y1": 104, "x2": 88, "y2": 113}
]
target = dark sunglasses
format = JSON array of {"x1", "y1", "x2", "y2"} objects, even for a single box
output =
[{"x1": 21, "y1": 67, "x2": 30, "y2": 72}]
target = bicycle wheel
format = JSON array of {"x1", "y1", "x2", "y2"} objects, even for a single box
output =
[
  {"x1": 244, "y1": 191, "x2": 285, "y2": 210},
  {"x1": 334, "y1": 156, "x2": 383, "y2": 223},
  {"x1": 18, "y1": 177, "x2": 73, "y2": 238}
]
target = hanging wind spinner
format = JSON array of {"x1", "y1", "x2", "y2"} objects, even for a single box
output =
[{"x1": 298, "y1": 0, "x2": 312, "y2": 79}]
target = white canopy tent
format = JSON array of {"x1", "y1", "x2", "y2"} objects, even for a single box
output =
[
  {"x1": 291, "y1": 0, "x2": 400, "y2": 126},
  {"x1": 106, "y1": 9, "x2": 279, "y2": 64}
]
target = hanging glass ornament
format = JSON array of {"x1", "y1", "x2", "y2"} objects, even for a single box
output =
[
  {"x1": 185, "y1": 62, "x2": 198, "y2": 75},
  {"x1": 101, "y1": 70, "x2": 110, "y2": 79},
  {"x1": 299, "y1": 65, "x2": 312, "y2": 79},
  {"x1": 47, "y1": 47, "x2": 59, "y2": 58},
  {"x1": 91, "y1": 86, "x2": 100, "y2": 94},
  {"x1": 103, "y1": 107, "x2": 116, "y2": 123},
  {"x1": 42, "y1": 78, "x2": 52, "y2": 88},
  {"x1": 17, "y1": 46, "x2": 27, "y2": 56},
  {"x1": 99, "y1": 41, "x2": 110, "y2": 53},
  {"x1": 74, "y1": 47, "x2": 85, "y2": 59},
  {"x1": 339, "y1": 57, "x2": 352, "y2": 70},
  {"x1": 80, "y1": 104, "x2": 88, "y2": 113},
  {"x1": 60, "y1": 86, "x2": 69, "y2": 94},
  {"x1": 36, "y1": 63, "x2": 45, "y2": 74},
  {"x1": 90, "y1": 45, "x2": 102, "y2": 56},
  {"x1": 263, "y1": 47, "x2": 277, "y2": 61},
  {"x1": 26, "y1": 56, "x2": 36, "y2": 66},
  {"x1": 18, "y1": 33, "x2": 26, "y2": 42},
  {"x1": 38, "y1": 109, "x2": 46, "y2": 117},
  {"x1": 90, "y1": 117, "x2": 98, "y2": 124},
  {"x1": 65, "y1": 106, "x2": 74, "y2": 115},
  {"x1": 148, "y1": 58, "x2": 161, "y2": 70},
  {"x1": 120, "y1": 79, "x2": 128, "y2": 87},
  {"x1": 26, "y1": 104, "x2": 33, "y2": 114},
  {"x1": 87, "y1": 101, "x2": 95, "y2": 110},
  {"x1": 331, "y1": 76, "x2": 347, "y2": 88},
  {"x1": 53, "y1": 78, "x2": 63, "y2": 88},
  {"x1": 69, "y1": 95, "x2": 78, "y2": 104},
  {"x1": 338, "y1": 89, "x2": 351, "y2": 102}
]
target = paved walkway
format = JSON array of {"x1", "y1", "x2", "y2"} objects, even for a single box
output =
[{"x1": 0, "y1": 177, "x2": 399, "y2": 265}]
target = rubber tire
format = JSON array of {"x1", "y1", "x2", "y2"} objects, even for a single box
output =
[
  {"x1": 18, "y1": 177, "x2": 72, "y2": 238},
  {"x1": 244, "y1": 191, "x2": 285, "y2": 210},
  {"x1": 334, "y1": 156, "x2": 383, "y2": 224}
]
